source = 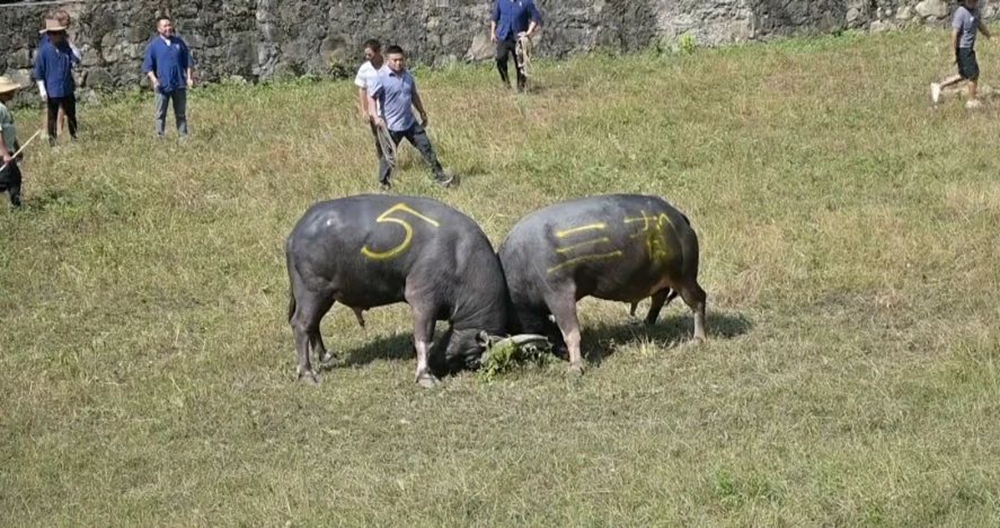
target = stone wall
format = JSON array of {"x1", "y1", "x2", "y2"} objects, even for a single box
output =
[{"x1": 0, "y1": 0, "x2": 994, "y2": 104}]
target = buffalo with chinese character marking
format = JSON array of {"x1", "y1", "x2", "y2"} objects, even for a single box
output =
[
  {"x1": 285, "y1": 195, "x2": 509, "y2": 387},
  {"x1": 498, "y1": 194, "x2": 707, "y2": 374}
]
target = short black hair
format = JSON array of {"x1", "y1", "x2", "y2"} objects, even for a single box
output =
[
  {"x1": 364, "y1": 39, "x2": 381, "y2": 52},
  {"x1": 156, "y1": 16, "x2": 171, "y2": 25},
  {"x1": 385, "y1": 45, "x2": 405, "y2": 56}
]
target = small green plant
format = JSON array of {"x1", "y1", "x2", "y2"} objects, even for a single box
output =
[
  {"x1": 678, "y1": 33, "x2": 697, "y2": 55},
  {"x1": 477, "y1": 337, "x2": 553, "y2": 383}
]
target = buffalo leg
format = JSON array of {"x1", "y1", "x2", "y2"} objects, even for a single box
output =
[
  {"x1": 645, "y1": 288, "x2": 678, "y2": 326},
  {"x1": 290, "y1": 290, "x2": 335, "y2": 383},
  {"x1": 676, "y1": 282, "x2": 707, "y2": 341},
  {"x1": 410, "y1": 306, "x2": 440, "y2": 388},
  {"x1": 548, "y1": 293, "x2": 583, "y2": 374}
]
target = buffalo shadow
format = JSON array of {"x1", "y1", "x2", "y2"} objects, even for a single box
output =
[{"x1": 579, "y1": 310, "x2": 753, "y2": 366}]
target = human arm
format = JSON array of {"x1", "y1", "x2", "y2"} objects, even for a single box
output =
[
  {"x1": 358, "y1": 88, "x2": 371, "y2": 121},
  {"x1": 368, "y1": 81, "x2": 385, "y2": 128},
  {"x1": 182, "y1": 43, "x2": 193, "y2": 88},
  {"x1": 525, "y1": 2, "x2": 542, "y2": 36},
  {"x1": 33, "y1": 48, "x2": 47, "y2": 100},
  {"x1": 412, "y1": 88, "x2": 428, "y2": 127},
  {"x1": 979, "y1": 20, "x2": 992, "y2": 40},
  {"x1": 141, "y1": 43, "x2": 159, "y2": 90},
  {"x1": 0, "y1": 129, "x2": 11, "y2": 164},
  {"x1": 491, "y1": 2, "x2": 499, "y2": 43},
  {"x1": 953, "y1": 29, "x2": 960, "y2": 62}
]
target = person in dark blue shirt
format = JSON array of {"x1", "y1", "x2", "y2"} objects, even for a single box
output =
[
  {"x1": 142, "y1": 16, "x2": 194, "y2": 138},
  {"x1": 33, "y1": 18, "x2": 80, "y2": 146},
  {"x1": 491, "y1": 0, "x2": 543, "y2": 92},
  {"x1": 38, "y1": 9, "x2": 81, "y2": 142}
]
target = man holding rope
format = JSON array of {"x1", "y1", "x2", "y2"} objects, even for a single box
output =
[
  {"x1": 355, "y1": 39, "x2": 388, "y2": 161},
  {"x1": 0, "y1": 77, "x2": 24, "y2": 207},
  {"x1": 491, "y1": 0, "x2": 542, "y2": 92},
  {"x1": 367, "y1": 45, "x2": 454, "y2": 191}
]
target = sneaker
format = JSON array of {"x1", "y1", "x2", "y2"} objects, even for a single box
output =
[
  {"x1": 931, "y1": 83, "x2": 941, "y2": 104},
  {"x1": 966, "y1": 99, "x2": 983, "y2": 109},
  {"x1": 378, "y1": 182, "x2": 392, "y2": 193}
]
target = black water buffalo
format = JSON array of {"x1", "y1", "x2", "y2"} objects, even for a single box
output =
[
  {"x1": 499, "y1": 194, "x2": 707, "y2": 373},
  {"x1": 285, "y1": 195, "x2": 508, "y2": 386}
]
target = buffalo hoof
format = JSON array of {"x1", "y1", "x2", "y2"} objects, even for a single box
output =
[
  {"x1": 298, "y1": 370, "x2": 320, "y2": 385},
  {"x1": 566, "y1": 363, "x2": 585, "y2": 377},
  {"x1": 416, "y1": 372, "x2": 441, "y2": 389}
]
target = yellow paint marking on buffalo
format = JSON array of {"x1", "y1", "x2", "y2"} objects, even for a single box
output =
[
  {"x1": 555, "y1": 237, "x2": 611, "y2": 254},
  {"x1": 547, "y1": 251, "x2": 624, "y2": 274},
  {"x1": 361, "y1": 203, "x2": 440, "y2": 261},
  {"x1": 555, "y1": 223, "x2": 607, "y2": 238}
]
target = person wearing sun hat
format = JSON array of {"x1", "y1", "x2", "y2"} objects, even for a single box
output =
[
  {"x1": 38, "y1": 9, "x2": 81, "y2": 140},
  {"x1": 0, "y1": 76, "x2": 24, "y2": 207},
  {"x1": 33, "y1": 17, "x2": 80, "y2": 146}
]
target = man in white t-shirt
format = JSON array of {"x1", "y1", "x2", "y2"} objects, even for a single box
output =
[{"x1": 355, "y1": 39, "x2": 385, "y2": 159}]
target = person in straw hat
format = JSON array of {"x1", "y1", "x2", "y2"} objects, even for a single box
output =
[
  {"x1": 33, "y1": 17, "x2": 80, "y2": 146},
  {"x1": 38, "y1": 9, "x2": 81, "y2": 140},
  {"x1": 0, "y1": 76, "x2": 24, "y2": 207}
]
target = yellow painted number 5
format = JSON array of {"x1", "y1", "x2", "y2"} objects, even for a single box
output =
[{"x1": 361, "y1": 203, "x2": 440, "y2": 261}]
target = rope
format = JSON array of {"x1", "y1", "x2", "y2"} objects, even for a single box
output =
[
  {"x1": 0, "y1": 130, "x2": 42, "y2": 173},
  {"x1": 516, "y1": 33, "x2": 533, "y2": 80},
  {"x1": 376, "y1": 123, "x2": 396, "y2": 170}
]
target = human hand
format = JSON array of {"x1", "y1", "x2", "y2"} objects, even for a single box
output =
[
  {"x1": 420, "y1": 112, "x2": 429, "y2": 127},
  {"x1": 490, "y1": 32, "x2": 498, "y2": 43},
  {"x1": 374, "y1": 117, "x2": 387, "y2": 129},
  {"x1": 187, "y1": 77, "x2": 194, "y2": 88},
  {"x1": 2, "y1": 152, "x2": 12, "y2": 165}
]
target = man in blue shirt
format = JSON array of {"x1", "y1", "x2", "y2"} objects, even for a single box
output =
[
  {"x1": 33, "y1": 18, "x2": 80, "y2": 146},
  {"x1": 142, "y1": 16, "x2": 194, "y2": 138},
  {"x1": 368, "y1": 46, "x2": 454, "y2": 190},
  {"x1": 491, "y1": 0, "x2": 542, "y2": 92}
]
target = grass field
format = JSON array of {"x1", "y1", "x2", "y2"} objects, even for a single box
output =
[{"x1": 2, "y1": 29, "x2": 1000, "y2": 525}]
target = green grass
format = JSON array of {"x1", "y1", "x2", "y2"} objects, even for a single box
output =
[{"x1": 3, "y1": 29, "x2": 1000, "y2": 525}]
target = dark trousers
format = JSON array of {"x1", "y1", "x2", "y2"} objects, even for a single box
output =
[
  {"x1": 47, "y1": 95, "x2": 78, "y2": 145},
  {"x1": 0, "y1": 159, "x2": 22, "y2": 207},
  {"x1": 496, "y1": 38, "x2": 526, "y2": 91},
  {"x1": 378, "y1": 123, "x2": 445, "y2": 185},
  {"x1": 368, "y1": 118, "x2": 384, "y2": 159}
]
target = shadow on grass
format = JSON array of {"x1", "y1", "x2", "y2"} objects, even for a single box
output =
[
  {"x1": 320, "y1": 332, "x2": 414, "y2": 372},
  {"x1": 581, "y1": 311, "x2": 753, "y2": 366}
]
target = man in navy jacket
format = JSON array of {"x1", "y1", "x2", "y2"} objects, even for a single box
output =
[
  {"x1": 142, "y1": 16, "x2": 194, "y2": 138},
  {"x1": 33, "y1": 18, "x2": 80, "y2": 146},
  {"x1": 491, "y1": 0, "x2": 542, "y2": 92}
]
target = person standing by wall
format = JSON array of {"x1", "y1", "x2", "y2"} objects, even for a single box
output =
[
  {"x1": 38, "y1": 9, "x2": 81, "y2": 141},
  {"x1": 142, "y1": 16, "x2": 194, "y2": 138},
  {"x1": 490, "y1": 0, "x2": 542, "y2": 92},
  {"x1": 34, "y1": 18, "x2": 80, "y2": 146},
  {"x1": 355, "y1": 39, "x2": 386, "y2": 160}
]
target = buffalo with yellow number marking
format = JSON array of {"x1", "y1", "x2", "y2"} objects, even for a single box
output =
[
  {"x1": 286, "y1": 195, "x2": 509, "y2": 387},
  {"x1": 498, "y1": 194, "x2": 707, "y2": 374}
]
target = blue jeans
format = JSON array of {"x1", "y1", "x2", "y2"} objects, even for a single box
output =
[{"x1": 155, "y1": 89, "x2": 188, "y2": 137}]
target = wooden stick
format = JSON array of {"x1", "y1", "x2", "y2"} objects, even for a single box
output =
[{"x1": 0, "y1": 130, "x2": 42, "y2": 173}]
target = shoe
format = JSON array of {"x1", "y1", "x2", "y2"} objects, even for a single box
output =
[
  {"x1": 433, "y1": 170, "x2": 456, "y2": 188},
  {"x1": 931, "y1": 83, "x2": 941, "y2": 104},
  {"x1": 378, "y1": 182, "x2": 392, "y2": 193},
  {"x1": 966, "y1": 99, "x2": 983, "y2": 109}
]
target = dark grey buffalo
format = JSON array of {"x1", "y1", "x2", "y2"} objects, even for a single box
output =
[
  {"x1": 286, "y1": 195, "x2": 508, "y2": 386},
  {"x1": 499, "y1": 194, "x2": 707, "y2": 373}
]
